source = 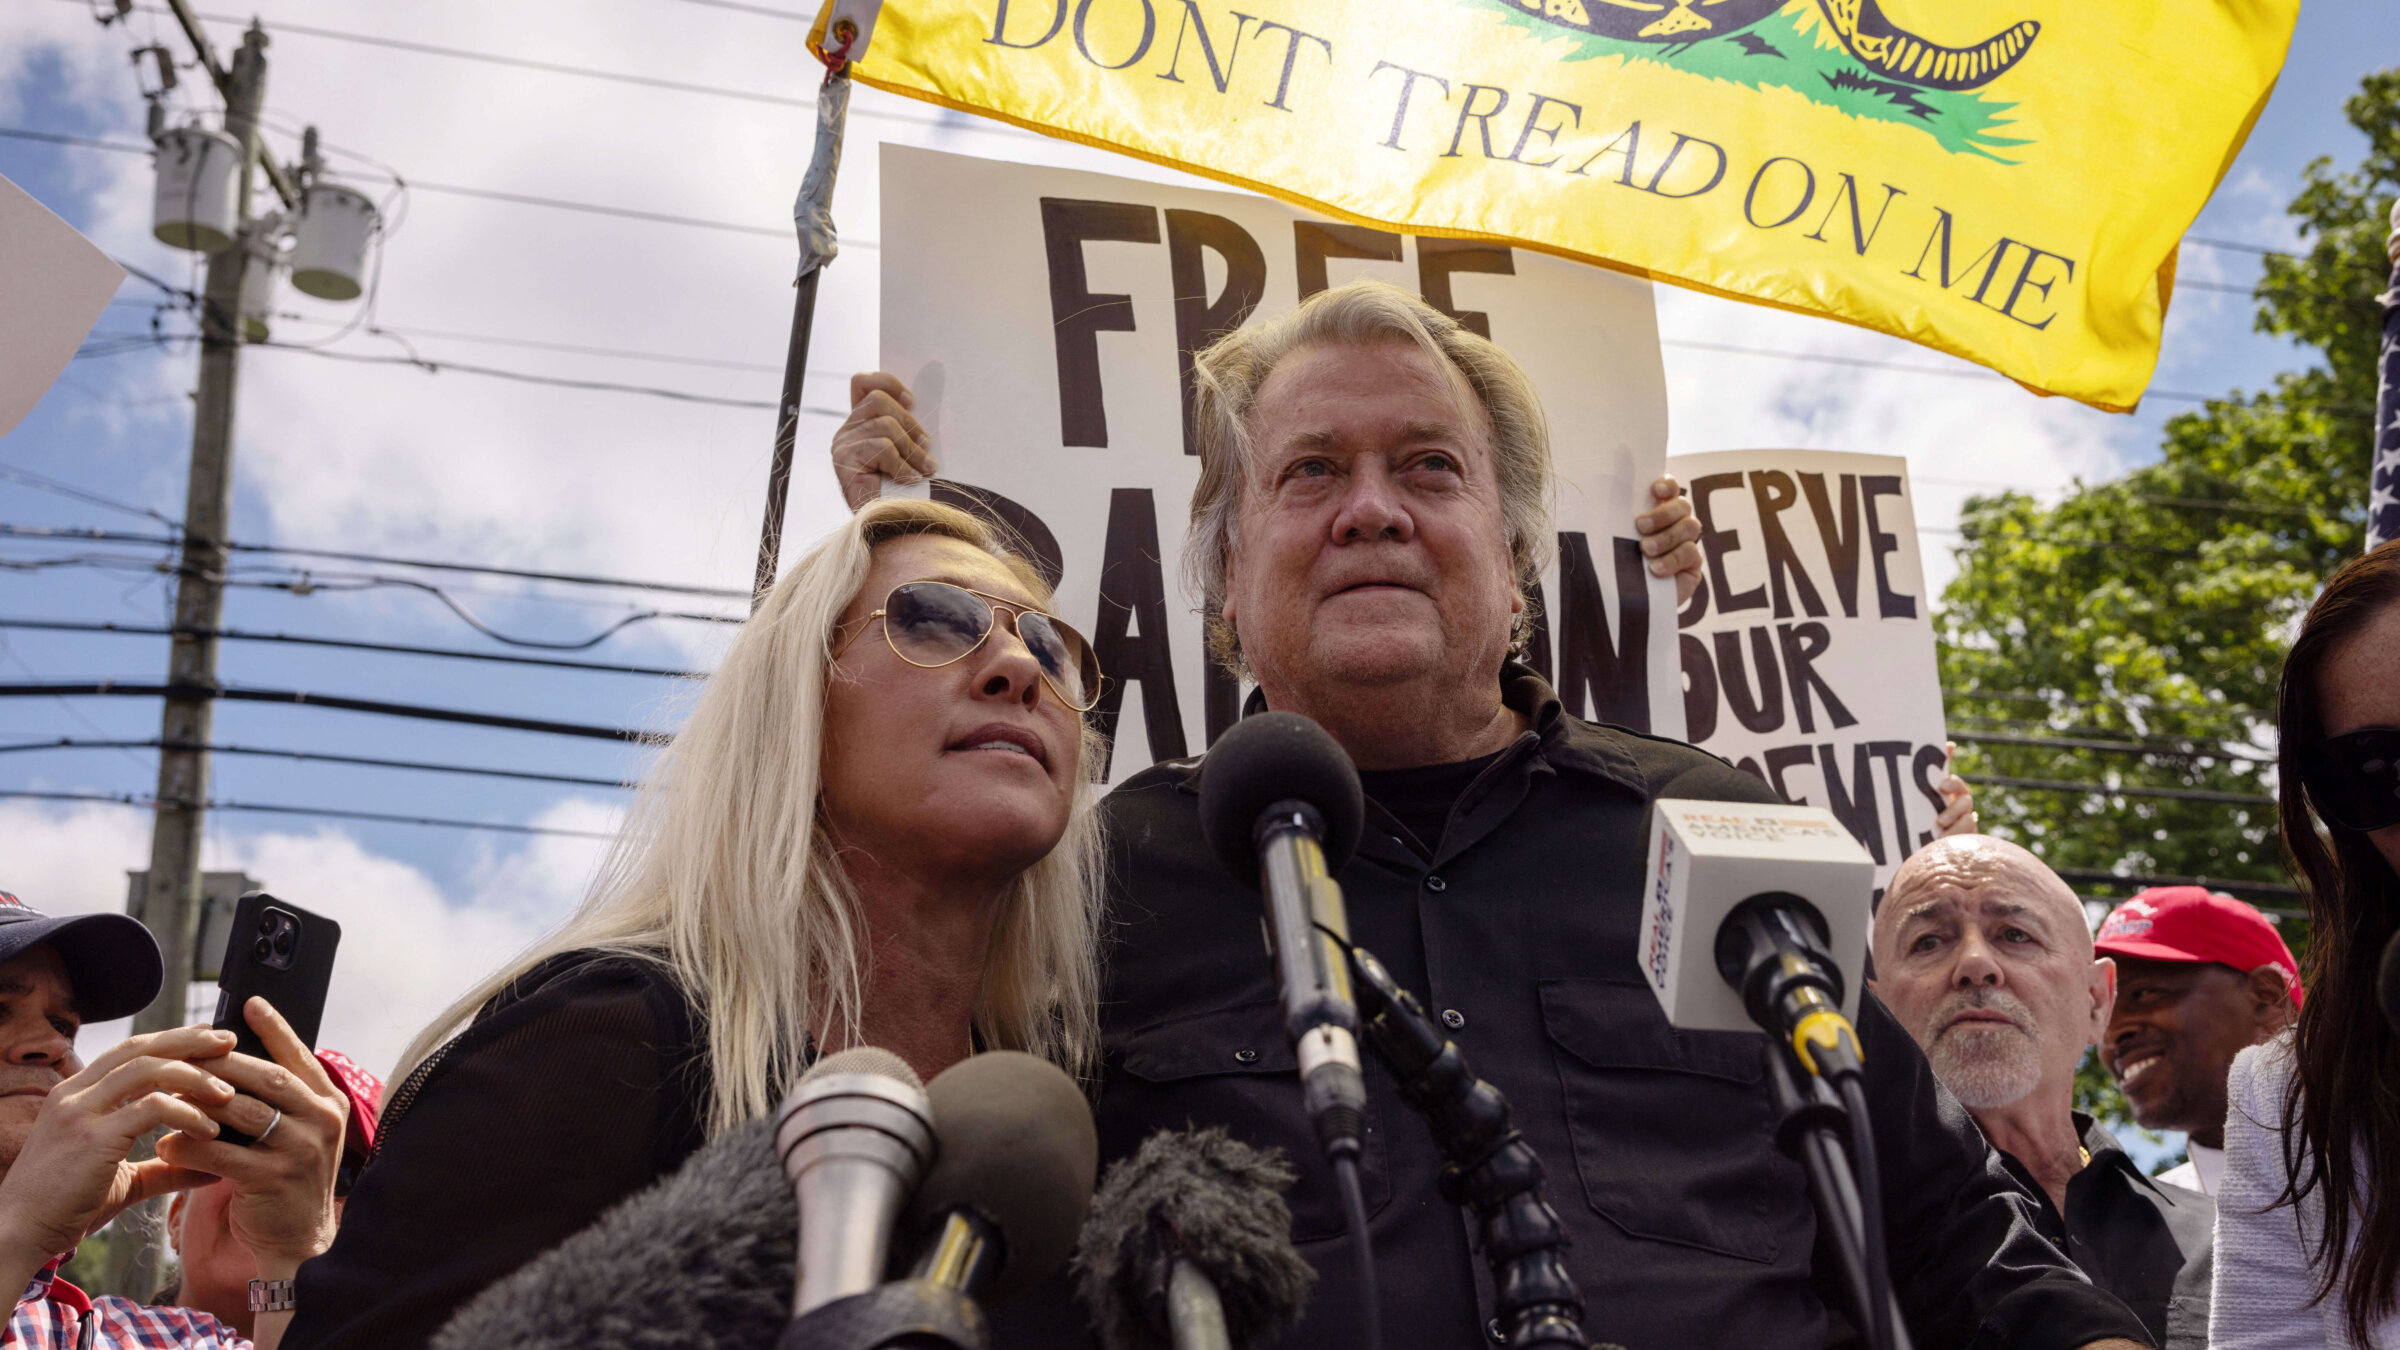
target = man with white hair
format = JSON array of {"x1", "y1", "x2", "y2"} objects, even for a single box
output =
[
  {"x1": 1870, "y1": 836, "x2": 2212, "y2": 1349},
  {"x1": 834, "y1": 280, "x2": 2141, "y2": 1349}
]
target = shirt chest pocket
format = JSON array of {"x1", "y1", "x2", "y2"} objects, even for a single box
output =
[
  {"x1": 1539, "y1": 979, "x2": 1807, "y2": 1265},
  {"x1": 1108, "y1": 999, "x2": 1390, "y2": 1242}
]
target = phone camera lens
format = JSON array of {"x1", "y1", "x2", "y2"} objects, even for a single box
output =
[
  {"x1": 253, "y1": 936, "x2": 273, "y2": 960},
  {"x1": 272, "y1": 928, "x2": 295, "y2": 955}
]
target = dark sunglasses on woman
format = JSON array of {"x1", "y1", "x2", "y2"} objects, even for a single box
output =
[
  {"x1": 2301, "y1": 726, "x2": 2400, "y2": 833},
  {"x1": 838, "y1": 580, "x2": 1105, "y2": 712}
]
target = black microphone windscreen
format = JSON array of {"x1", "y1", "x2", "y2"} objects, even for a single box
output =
[
  {"x1": 902, "y1": 1050, "x2": 1098, "y2": 1303},
  {"x1": 1074, "y1": 1127, "x2": 1315, "y2": 1350},
  {"x1": 1196, "y1": 712, "x2": 1365, "y2": 886},
  {"x1": 2378, "y1": 931, "x2": 2400, "y2": 1034},
  {"x1": 432, "y1": 1118, "x2": 794, "y2": 1350}
]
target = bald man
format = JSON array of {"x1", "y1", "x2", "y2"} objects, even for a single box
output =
[{"x1": 1869, "y1": 837, "x2": 2211, "y2": 1350}]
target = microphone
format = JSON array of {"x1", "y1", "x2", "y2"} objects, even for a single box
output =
[
  {"x1": 1637, "y1": 799, "x2": 1874, "y2": 1074},
  {"x1": 774, "y1": 1051, "x2": 1099, "y2": 1350},
  {"x1": 1195, "y1": 712, "x2": 1370, "y2": 1165},
  {"x1": 898, "y1": 1050, "x2": 1099, "y2": 1304},
  {"x1": 1073, "y1": 1127, "x2": 1315, "y2": 1350},
  {"x1": 777, "y1": 1046, "x2": 936, "y2": 1317},
  {"x1": 1639, "y1": 799, "x2": 1906, "y2": 1350}
]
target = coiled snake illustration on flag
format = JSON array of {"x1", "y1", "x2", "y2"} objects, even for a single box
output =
[{"x1": 1510, "y1": 0, "x2": 2037, "y2": 92}]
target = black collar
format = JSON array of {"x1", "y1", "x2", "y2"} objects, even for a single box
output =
[{"x1": 1216, "y1": 661, "x2": 1651, "y2": 799}]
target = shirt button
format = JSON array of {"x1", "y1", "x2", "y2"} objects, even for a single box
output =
[
  {"x1": 1442, "y1": 1009, "x2": 1467, "y2": 1030},
  {"x1": 1233, "y1": 1048, "x2": 1259, "y2": 1064},
  {"x1": 1426, "y1": 875, "x2": 1448, "y2": 892}
]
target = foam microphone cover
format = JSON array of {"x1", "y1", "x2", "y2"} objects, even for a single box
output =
[
  {"x1": 431, "y1": 1116, "x2": 793, "y2": 1350},
  {"x1": 1074, "y1": 1127, "x2": 1315, "y2": 1350},
  {"x1": 432, "y1": 1047, "x2": 926, "y2": 1350},
  {"x1": 901, "y1": 1050, "x2": 1098, "y2": 1303},
  {"x1": 1197, "y1": 711, "x2": 1366, "y2": 887}
]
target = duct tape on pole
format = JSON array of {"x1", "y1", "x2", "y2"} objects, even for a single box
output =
[
  {"x1": 152, "y1": 125, "x2": 242, "y2": 252},
  {"x1": 2372, "y1": 195, "x2": 2400, "y2": 552},
  {"x1": 752, "y1": 43, "x2": 861, "y2": 607},
  {"x1": 290, "y1": 182, "x2": 379, "y2": 301}
]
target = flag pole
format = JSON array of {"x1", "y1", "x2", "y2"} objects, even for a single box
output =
[
  {"x1": 754, "y1": 36, "x2": 859, "y2": 609},
  {"x1": 2371, "y1": 196, "x2": 2400, "y2": 552}
]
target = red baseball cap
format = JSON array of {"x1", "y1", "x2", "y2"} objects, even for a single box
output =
[
  {"x1": 2094, "y1": 887, "x2": 2304, "y2": 1008},
  {"x1": 312, "y1": 1047, "x2": 383, "y2": 1163}
]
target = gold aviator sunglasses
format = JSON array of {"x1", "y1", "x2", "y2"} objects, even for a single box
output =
[{"x1": 835, "y1": 580, "x2": 1105, "y2": 713}]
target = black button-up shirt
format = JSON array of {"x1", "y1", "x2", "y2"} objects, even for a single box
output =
[
  {"x1": 1997, "y1": 1115, "x2": 2213, "y2": 1350},
  {"x1": 997, "y1": 669, "x2": 2149, "y2": 1350}
]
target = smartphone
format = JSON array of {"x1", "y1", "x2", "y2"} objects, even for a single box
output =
[{"x1": 210, "y1": 892, "x2": 341, "y2": 1145}]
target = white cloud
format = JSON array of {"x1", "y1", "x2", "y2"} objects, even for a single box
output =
[{"x1": 1, "y1": 795, "x2": 614, "y2": 1084}]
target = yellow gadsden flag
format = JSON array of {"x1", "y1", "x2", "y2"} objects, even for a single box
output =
[{"x1": 814, "y1": 0, "x2": 2296, "y2": 411}]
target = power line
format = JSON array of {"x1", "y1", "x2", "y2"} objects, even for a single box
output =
[
  {"x1": 0, "y1": 463, "x2": 182, "y2": 532},
  {"x1": 408, "y1": 180, "x2": 788, "y2": 241},
  {"x1": 0, "y1": 788, "x2": 616, "y2": 839},
  {"x1": 0, "y1": 127, "x2": 864, "y2": 246},
  {"x1": 130, "y1": 6, "x2": 1035, "y2": 139},
  {"x1": 0, "y1": 548, "x2": 746, "y2": 647},
  {"x1": 0, "y1": 681, "x2": 662, "y2": 742},
  {"x1": 253, "y1": 341, "x2": 788, "y2": 410},
  {"x1": 337, "y1": 324, "x2": 788, "y2": 374},
  {"x1": 1950, "y1": 728, "x2": 2273, "y2": 764},
  {"x1": 2047, "y1": 864, "x2": 2301, "y2": 901},
  {"x1": 0, "y1": 736, "x2": 632, "y2": 788},
  {"x1": 58, "y1": 323, "x2": 845, "y2": 415},
  {"x1": 0, "y1": 618, "x2": 704, "y2": 678},
  {"x1": 0, "y1": 522, "x2": 751, "y2": 599},
  {"x1": 1975, "y1": 774, "x2": 2276, "y2": 807}
]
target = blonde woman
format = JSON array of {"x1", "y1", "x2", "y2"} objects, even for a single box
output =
[{"x1": 282, "y1": 500, "x2": 1106, "y2": 1350}]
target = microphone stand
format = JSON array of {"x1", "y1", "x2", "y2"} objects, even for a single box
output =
[
  {"x1": 776, "y1": 1211, "x2": 1002, "y2": 1350},
  {"x1": 777, "y1": 1280, "x2": 982, "y2": 1350},
  {"x1": 1762, "y1": 1046, "x2": 1912, "y2": 1350},
  {"x1": 1339, "y1": 941, "x2": 1607, "y2": 1350}
]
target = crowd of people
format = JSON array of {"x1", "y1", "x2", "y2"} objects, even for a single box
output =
[{"x1": 3, "y1": 279, "x2": 2396, "y2": 1349}]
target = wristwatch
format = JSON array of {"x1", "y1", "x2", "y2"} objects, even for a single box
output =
[{"x1": 247, "y1": 1278, "x2": 298, "y2": 1313}]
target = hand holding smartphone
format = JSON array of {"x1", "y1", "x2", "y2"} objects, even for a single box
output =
[{"x1": 210, "y1": 892, "x2": 340, "y2": 1146}]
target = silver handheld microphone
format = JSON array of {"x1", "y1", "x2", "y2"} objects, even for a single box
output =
[{"x1": 775, "y1": 1046, "x2": 934, "y2": 1317}]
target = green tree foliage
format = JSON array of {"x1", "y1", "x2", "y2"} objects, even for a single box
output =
[
  {"x1": 1939, "y1": 70, "x2": 2398, "y2": 1145},
  {"x1": 1940, "y1": 69, "x2": 2396, "y2": 910}
]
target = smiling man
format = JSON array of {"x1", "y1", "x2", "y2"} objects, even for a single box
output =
[
  {"x1": 2091, "y1": 888, "x2": 2301, "y2": 1197},
  {"x1": 1870, "y1": 837, "x2": 2212, "y2": 1349}
]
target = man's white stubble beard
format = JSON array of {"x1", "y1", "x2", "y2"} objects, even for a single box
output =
[{"x1": 1922, "y1": 992, "x2": 2044, "y2": 1111}]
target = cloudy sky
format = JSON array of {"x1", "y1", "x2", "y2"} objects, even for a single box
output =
[{"x1": 0, "y1": 0, "x2": 2388, "y2": 1078}]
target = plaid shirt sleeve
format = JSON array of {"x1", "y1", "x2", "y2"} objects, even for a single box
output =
[{"x1": 11, "y1": 1263, "x2": 251, "y2": 1350}]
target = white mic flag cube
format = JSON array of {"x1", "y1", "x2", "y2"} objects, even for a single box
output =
[{"x1": 1640, "y1": 800, "x2": 1878, "y2": 1034}]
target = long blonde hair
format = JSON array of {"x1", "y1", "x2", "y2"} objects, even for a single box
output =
[{"x1": 394, "y1": 499, "x2": 1106, "y2": 1136}]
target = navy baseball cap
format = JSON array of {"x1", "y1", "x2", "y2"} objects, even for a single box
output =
[{"x1": 0, "y1": 891, "x2": 162, "y2": 1022}]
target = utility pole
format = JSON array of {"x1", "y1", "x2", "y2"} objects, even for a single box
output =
[
  {"x1": 136, "y1": 19, "x2": 267, "y2": 1040},
  {"x1": 102, "y1": 17, "x2": 274, "y2": 1303}
]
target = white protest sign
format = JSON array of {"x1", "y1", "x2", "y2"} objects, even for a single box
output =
[
  {"x1": 880, "y1": 144, "x2": 1680, "y2": 787},
  {"x1": 0, "y1": 174, "x2": 124, "y2": 441},
  {"x1": 1664, "y1": 449, "x2": 1948, "y2": 887}
]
